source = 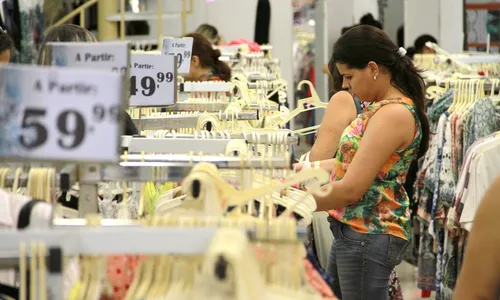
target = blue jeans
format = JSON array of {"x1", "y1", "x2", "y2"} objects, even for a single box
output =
[{"x1": 326, "y1": 218, "x2": 408, "y2": 300}]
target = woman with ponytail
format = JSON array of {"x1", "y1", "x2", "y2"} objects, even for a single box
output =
[
  {"x1": 296, "y1": 25, "x2": 430, "y2": 299},
  {"x1": 182, "y1": 33, "x2": 231, "y2": 82}
]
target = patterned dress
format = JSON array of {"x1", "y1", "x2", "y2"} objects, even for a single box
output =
[{"x1": 328, "y1": 97, "x2": 422, "y2": 241}]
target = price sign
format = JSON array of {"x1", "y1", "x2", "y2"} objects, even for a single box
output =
[
  {"x1": 129, "y1": 53, "x2": 177, "y2": 107},
  {"x1": 47, "y1": 41, "x2": 130, "y2": 74},
  {"x1": 0, "y1": 65, "x2": 123, "y2": 162},
  {"x1": 162, "y1": 37, "x2": 193, "y2": 75}
]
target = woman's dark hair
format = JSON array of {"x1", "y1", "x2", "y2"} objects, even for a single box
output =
[
  {"x1": 195, "y1": 23, "x2": 220, "y2": 45},
  {"x1": 184, "y1": 32, "x2": 231, "y2": 81},
  {"x1": 0, "y1": 27, "x2": 13, "y2": 53},
  {"x1": 329, "y1": 25, "x2": 430, "y2": 158},
  {"x1": 360, "y1": 13, "x2": 383, "y2": 30},
  {"x1": 414, "y1": 34, "x2": 438, "y2": 53},
  {"x1": 330, "y1": 64, "x2": 344, "y2": 94}
]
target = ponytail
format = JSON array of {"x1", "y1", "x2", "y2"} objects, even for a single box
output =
[
  {"x1": 211, "y1": 49, "x2": 231, "y2": 81},
  {"x1": 391, "y1": 54, "x2": 430, "y2": 158}
]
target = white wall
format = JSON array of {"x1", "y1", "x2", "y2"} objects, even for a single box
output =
[
  {"x1": 405, "y1": 0, "x2": 463, "y2": 53},
  {"x1": 383, "y1": 0, "x2": 404, "y2": 44},
  {"x1": 353, "y1": 0, "x2": 379, "y2": 23}
]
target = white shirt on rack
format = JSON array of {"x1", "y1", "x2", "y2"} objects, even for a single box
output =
[{"x1": 459, "y1": 140, "x2": 500, "y2": 231}]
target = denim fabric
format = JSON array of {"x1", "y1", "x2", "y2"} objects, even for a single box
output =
[{"x1": 326, "y1": 218, "x2": 408, "y2": 300}]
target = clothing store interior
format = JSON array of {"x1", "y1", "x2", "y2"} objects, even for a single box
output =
[{"x1": 0, "y1": 0, "x2": 499, "y2": 299}]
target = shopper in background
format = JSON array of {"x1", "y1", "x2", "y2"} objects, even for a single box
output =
[
  {"x1": 306, "y1": 25, "x2": 430, "y2": 299},
  {"x1": 183, "y1": 33, "x2": 231, "y2": 82},
  {"x1": 407, "y1": 34, "x2": 438, "y2": 58},
  {"x1": 37, "y1": 24, "x2": 138, "y2": 136},
  {"x1": 0, "y1": 27, "x2": 13, "y2": 63},
  {"x1": 453, "y1": 177, "x2": 500, "y2": 300},
  {"x1": 195, "y1": 23, "x2": 225, "y2": 46},
  {"x1": 324, "y1": 14, "x2": 383, "y2": 78},
  {"x1": 397, "y1": 25, "x2": 404, "y2": 48}
]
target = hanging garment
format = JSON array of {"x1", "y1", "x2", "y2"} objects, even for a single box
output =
[
  {"x1": 254, "y1": 0, "x2": 270, "y2": 45},
  {"x1": 1, "y1": 0, "x2": 20, "y2": 52},
  {"x1": 18, "y1": 0, "x2": 44, "y2": 64}
]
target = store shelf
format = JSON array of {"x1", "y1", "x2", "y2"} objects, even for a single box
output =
[{"x1": 106, "y1": 11, "x2": 180, "y2": 22}]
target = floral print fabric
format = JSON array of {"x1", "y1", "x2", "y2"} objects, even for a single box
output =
[{"x1": 328, "y1": 97, "x2": 422, "y2": 241}]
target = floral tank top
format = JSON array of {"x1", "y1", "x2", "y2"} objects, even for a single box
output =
[{"x1": 328, "y1": 97, "x2": 422, "y2": 241}]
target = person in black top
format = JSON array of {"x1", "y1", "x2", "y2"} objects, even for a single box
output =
[{"x1": 37, "y1": 24, "x2": 138, "y2": 135}]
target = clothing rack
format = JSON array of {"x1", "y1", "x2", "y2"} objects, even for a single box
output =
[
  {"x1": 161, "y1": 102, "x2": 279, "y2": 112},
  {"x1": 121, "y1": 133, "x2": 298, "y2": 151},
  {"x1": 133, "y1": 111, "x2": 259, "y2": 130},
  {"x1": 179, "y1": 81, "x2": 232, "y2": 92},
  {"x1": 77, "y1": 154, "x2": 291, "y2": 216},
  {"x1": 435, "y1": 78, "x2": 500, "y2": 92},
  {"x1": 1, "y1": 165, "x2": 77, "y2": 191},
  {"x1": 0, "y1": 225, "x2": 300, "y2": 300}
]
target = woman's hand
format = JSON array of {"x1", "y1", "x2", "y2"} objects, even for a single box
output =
[{"x1": 293, "y1": 159, "x2": 337, "y2": 173}]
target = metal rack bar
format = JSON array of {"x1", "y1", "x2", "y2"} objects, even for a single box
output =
[
  {"x1": 121, "y1": 134, "x2": 299, "y2": 150},
  {"x1": 179, "y1": 82, "x2": 232, "y2": 92},
  {"x1": 118, "y1": 154, "x2": 290, "y2": 167},
  {"x1": 247, "y1": 81, "x2": 283, "y2": 89},
  {"x1": 133, "y1": 111, "x2": 258, "y2": 130},
  {"x1": 78, "y1": 156, "x2": 290, "y2": 183},
  {"x1": 161, "y1": 102, "x2": 279, "y2": 112},
  {"x1": 0, "y1": 225, "x2": 307, "y2": 261},
  {"x1": 125, "y1": 137, "x2": 232, "y2": 154}
]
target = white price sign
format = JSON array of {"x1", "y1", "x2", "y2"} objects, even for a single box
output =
[
  {"x1": 47, "y1": 41, "x2": 130, "y2": 74},
  {"x1": 0, "y1": 65, "x2": 123, "y2": 162},
  {"x1": 129, "y1": 53, "x2": 177, "y2": 107},
  {"x1": 162, "y1": 37, "x2": 193, "y2": 75}
]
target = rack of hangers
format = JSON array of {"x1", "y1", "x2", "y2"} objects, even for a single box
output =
[
  {"x1": 132, "y1": 111, "x2": 259, "y2": 130},
  {"x1": 407, "y1": 55, "x2": 500, "y2": 299},
  {"x1": 0, "y1": 165, "x2": 76, "y2": 191},
  {"x1": 161, "y1": 102, "x2": 280, "y2": 112},
  {"x1": 0, "y1": 220, "x2": 308, "y2": 300}
]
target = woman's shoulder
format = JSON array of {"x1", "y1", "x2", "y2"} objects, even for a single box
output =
[
  {"x1": 329, "y1": 90, "x2": 354, "y2": 102},
  {"x1": 328, "y1": 91, "x2": 356, "y2": 109},
  {"x1": 377, "y1": 96, "x2": 415, "y2": 107}
]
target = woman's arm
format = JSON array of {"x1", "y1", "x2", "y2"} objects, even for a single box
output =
[
  {"x1": 309, "y1": 91, "x2": 357, "y2": 161},
  {"x1": 453, "y1": 177, "x2": 500, "y2": 300},
  {"x1": 313, "y1": 104, "x2": 416, "y2": 211}
]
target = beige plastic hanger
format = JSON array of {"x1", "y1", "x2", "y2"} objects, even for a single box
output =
[
  {"x1": 30, "y1": 242, "x2": 37, "y2": 300},
  {"x1": 193, "y1": 228, "x2": 265, "y2": 300},
  {"x1": 276, "y1": 80, "x2": 327, "y2": 128},
  {"x1": 38, "y1": 243, "x2": 47, "y2": 300},
  {"x1": 19, "y1": 241, "x2": 27, "y2": 300},
  {"x1": 86, "y1": 216, "x2": 105, "y2": 300}
]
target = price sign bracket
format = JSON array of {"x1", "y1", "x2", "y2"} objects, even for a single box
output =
[{"x1": 162, "y1": 37, "x2": 194, "y2": 75}]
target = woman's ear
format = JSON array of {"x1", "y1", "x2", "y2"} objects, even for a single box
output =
[
  {"x1": 367, "y1": 61, "x2": 380, "y2": 77},
  {"x1": 191, "y1": 55, "x2": 200, "y2": 67}
]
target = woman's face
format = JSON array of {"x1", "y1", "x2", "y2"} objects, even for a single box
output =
[
  {"x1": 185, "y1": 55, "x2": 203, "y2": 81},
  {"x1": 336, "y1": 62, "x2": 375, "y2": 102},
  {"x1": 0, "y1": 49, "x2": 11, "y2": 63}
]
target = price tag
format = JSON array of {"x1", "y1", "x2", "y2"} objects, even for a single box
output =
[
  {"x1": 129, "y1": 53, "x2": 177, "y2": 107},
  {"x1": 47, "y1": 41, "x2": 130, "y2": 74},
  {"x1": 0, "y1": 65, "x2": 123, "y2": 162},
  {"x1": 162, "y1": 37, "x2": 193, "y2": 75}
]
